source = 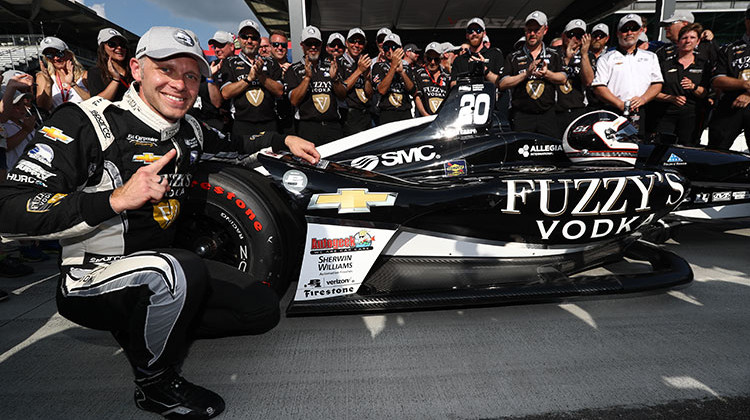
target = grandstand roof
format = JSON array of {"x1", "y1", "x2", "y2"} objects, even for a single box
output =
[
  {"x1": 0, "y1": 0, "x2": 139, "y2": 48},
  {"x1": 244, "y1": 0, "x2": 636, "y2": 35}
]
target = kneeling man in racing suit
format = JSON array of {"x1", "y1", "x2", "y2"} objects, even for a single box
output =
[{"x1": 0, "y1": 27, "x2": 319, "y2": 419}]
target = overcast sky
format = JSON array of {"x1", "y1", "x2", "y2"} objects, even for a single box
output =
[{"x1": 71, "y1": 0, "x2": 266, "y2": 46}]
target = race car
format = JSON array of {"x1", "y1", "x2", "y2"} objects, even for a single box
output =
[{"x1": 175, "y1": 77, "x2": 749, "y2": 314}]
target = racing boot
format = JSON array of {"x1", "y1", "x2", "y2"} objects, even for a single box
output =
[{"x1": 134, "y1": 367, "x2": 225, "y2": 419}]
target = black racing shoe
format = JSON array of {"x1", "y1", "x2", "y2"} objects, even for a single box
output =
[{"x1": 134, "y1": 368, "x2": 225, "y2": 419}]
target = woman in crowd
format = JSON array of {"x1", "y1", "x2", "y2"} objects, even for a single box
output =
[
  {"x1": 35, "y1": 36, "x2": 90, "y2": 112},
  {"x1": 652, "y1": 23, "x2": 710, "y2": 146},
  {"x1": 87, "y1": 28, "x2": 132, "y2": 101}
]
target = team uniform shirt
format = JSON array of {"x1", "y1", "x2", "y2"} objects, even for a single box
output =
[
  {"x1": 591, "y1": 47, "x2": 663, "y2": 101},
  {"x1": 655, "y1": 54, "x2": 711, "y2": 115},
  {"x1": 450, "y1": 47, "x2": 504, "y2": 82},
  {"x1": 656, "y1": 41, "x2": 718, "y2": 67},
  {"x1": 371, "y1": 61, "x2": 413, "y2": 112},
  {"x1": 221, "y1": 53, "x2": 282, "y2": 123},
  {"x1": 713, "y1": 34, "x2": 750, "y2": 111},
  {"x1": 501, "y1": 44, "x2": 563, "y2": 113},
  {"x1": 586, "y1": 53, "x2": 606, "y2": 109},
  {"x1": 414, "y1": 67, "x2": 450, "y2": 115},
  {"x1": 284, "y1": 57, "x2": 341, "y2": 122},
  {"x1": 555, "y1": 46, "x2": 595, "y2": 110},
  {"x1": 337, "y1": 52, "x2": 371, "y2": 110},
  {"x1": 0, "y1": 85, "x2": 286, "y2": 273}
]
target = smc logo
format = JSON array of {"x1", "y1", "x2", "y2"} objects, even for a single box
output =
[{"x1": 351, "y1": 145, "x2": 440, "y2": 170}]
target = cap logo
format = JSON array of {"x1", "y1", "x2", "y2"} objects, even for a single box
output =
[
  {"x1": 173, "y1": 30, "x2": 195, "y2": 47},
  {"x1": 43, "y1": 38, "x2": 51, "y2": 44},
  {"x1": 109, "y1": 29, "x2": 118, "y2": 35},
  {"x1": 308, "y1": 28, "x2": 315, "y2": 34}
]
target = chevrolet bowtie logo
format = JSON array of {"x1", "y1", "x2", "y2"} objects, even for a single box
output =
[
  {"x1": 308, "y1": 189, "x2": 397, "y2": 214},
  {"x1": 132, "y1": 153, "x2": 163, "y2": 164},
  {"x1": 40, "y1": 126, "x2": 74, "y2": 144}
]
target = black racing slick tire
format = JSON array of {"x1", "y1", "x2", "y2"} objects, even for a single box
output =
[{"x1": 176, "y1": 162, "x2": 303, "y2": 295}]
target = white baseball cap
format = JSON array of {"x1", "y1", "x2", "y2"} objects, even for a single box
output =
[
  {"x1": 425, "y1": 42, "x2": 442, "y2": 54},
  {"x1": 467, "y1": 17, "x2": 486, "y2": 31},
  {"x1": 441, "y1": 42, "x2": 461, "y2": 53},
  {"x1": 98, "y1": 28, "x2": 125, "y2": 45},
  {"x1": 327, "y1": 32, "x2": 345, "y2": 45},
  {"x1": 209, "y1": 31, "x2": 234, "y2": 45},
  {"x1": 40, "y1": 36, "x2": 68, "y2": 52},
  {"x1": 525, "y1": 11, "x2": 548, "y2": 26},
  {"x1": 301, "y1": 26, "x2": 322, "y2": 42},
  {"x1": 661, "y1": 11, "x2": 694, "y2": 26},
  {"x1": 592, "y1": 23, "x2": 609, "y2": 36},
  {"x1": 376, "y1": 28, "x2": 392, "y2": 40},
  {"x1": 618, "y1": 14, "x2": 643, "y2": 31},
  {"x1": 383, "y1": 33, "x2": 402, "y2": 47},
  {"x1": 347, "y1": 28, "x2": 366, "y2": 41},
  {"x1": 238, "y1": 19, "x2": 260, "y2": 35},
  {"x1": 564, "y1": 19, "x2": 586, "y2": 33},
  {"x1": 135, "y1": 26, "x2": 210, "y2": 77},
  {"x1": 1, "y1": 69, "x2": 31, "y2": 86}
]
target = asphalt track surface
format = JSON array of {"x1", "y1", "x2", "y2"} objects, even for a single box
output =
[{"x1": 1, "y1": 223, "x2": 748, "y2": 419}]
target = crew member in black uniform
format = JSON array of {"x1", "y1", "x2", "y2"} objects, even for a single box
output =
[
  {"x1": 498, "y1": 11, "x2": 567, "y2": 137},
  {"x1": 338, "y1": 28, "x2": 373, "y2": 135},
  {"x1": 585, "y1": 23, "x2": 610, "y2": 112},
  {"x1": 220, "y1": 19, "x2": 283, "y2": 152},
  {"x1": 414, "y1": 42, "x2": 450, "y2": 116},
  {"x1": 555, "y1": 19, "x2": 595, "y2": 137},
  {"x1": 372, "y1": 33, "x2": 415, "y2": 124},
  {"x1": 0, "y1": 26, "x2": 319, "y2": 419},
  {"x1": 709, "y1": 5, "x2": 750, "y2": 150},
  {"x1": 449, "y1": 17, "x2": 508, "y2": 126},
  {"x1": 188, "y1": 31, "x2": 234, "y2": 133},
  {"x1": 652, "y1": 23, "x2": 710, "y2": 146},
  {"x1": 285, "y1": 25, "x2": 346, "y2": 144}
]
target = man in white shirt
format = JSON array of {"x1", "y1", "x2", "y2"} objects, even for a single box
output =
[{"x1": 592, "y1": 14, "x2": 662, "y2": 132}]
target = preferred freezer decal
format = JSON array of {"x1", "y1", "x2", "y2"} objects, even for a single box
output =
[{"x1": 295, "y1": 224, "x2": 397, "y2": 301}]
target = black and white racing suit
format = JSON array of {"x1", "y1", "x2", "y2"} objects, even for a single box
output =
[{"x1": 0, "y1": 85, "x2": 285, "y2": 373}]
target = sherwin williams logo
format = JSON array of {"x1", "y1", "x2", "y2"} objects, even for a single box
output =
[
  {"x1": 308, "y1": 189, "x2": 397, "y2": 213},
  {"x1": 173, "y1": 30, "x2": 195, "y2": 47},
  {"x1": 40, "y1": 126, "x2": 73, "y2": 144}
]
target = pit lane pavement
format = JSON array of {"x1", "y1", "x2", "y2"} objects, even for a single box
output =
[{"x1": 1, "y1": 223, "x2": 748, "y2": 419}]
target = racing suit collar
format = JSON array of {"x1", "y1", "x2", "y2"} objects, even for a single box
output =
[{"x1": 121, "y1": 84, "x2": 181, "y2": 142}]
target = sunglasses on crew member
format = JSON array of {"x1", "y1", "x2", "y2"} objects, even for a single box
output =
[
  {"x1": 466, "y1": 27, "x2": 484, "y2": 34},
  {"x1": 383, "y1": 44, "x2": 398, "y2": 51},
  {"x1": 620, "y1": 24, "x2": 641, "y2": 33},
  {"x1": 565, "y1": 31, "x2": 584, "y2": 39},
  {"x1": 271, "y1": 42, "x2": 287, "y2": 49},
  {"x1": 303, "y1": 40, "x2": 322, "y2": 48},
  {"x1": 348, "y1": 38, "x2": 366, "y2": 46},
  {"x1": 238, "y1": 33, "x2": 260, "y2": 41},
  {"x1": 425, "y1": 55, "x2": 440, "y2": 63},
  {"x1": 43, "y1": 50, "x2": 65, "y2": 59},
  {"x1": 592, "y1": 31, "x2": 607, "y2": 39},
  {"x1": 328, "y1": 43, "x2": 345, "y2": 50}
]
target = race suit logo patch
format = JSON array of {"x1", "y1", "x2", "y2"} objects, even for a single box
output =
[
  {"x1": 559, "y1": 80, "x2": 572, "y2": 94},
  {"x1": 153, "y1": 199, "x2": 180, "y2": 229},
  {"x1": 40, "y1": 126, "x2": 73, "y2": 144},
  {"x1": 428, "y1": 97, "x2": 443, "y2": 113},
  {"x1": 665, "y1": 153, "x2": 685, "y2": 165},
  {"x1": 27, "y1": 143, "x2": 54, "y2": 166},
  {"x1": 26, "y1": 193, "x2": 67, "y2": 213},
  {"x1": 132, "y1": 153, "x2": 163, "y2": 164},
  {"x1": 246, "y1": 88, "x2": 264, "y2": 106},
  {"x1": 526, "y1": 80, "x2": 544, "y2": 99},
  {"x1": 313, "y1": 94, "x2": 330, "y2": 113},
  {"x1": 308, "y1": 189, "x2": 397, "y2": 213},
  {"x1": 16, "y1": 160, "x2": 56, "y2": 181}
]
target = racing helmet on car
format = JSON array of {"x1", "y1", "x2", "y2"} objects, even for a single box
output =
[{"x1": 562, "y1": 111, "x2": 640, "y2": 166}]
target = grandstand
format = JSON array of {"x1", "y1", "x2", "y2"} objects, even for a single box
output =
[{"x1": 0, "y1": 0, "x2": 138, "y2": 73}]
